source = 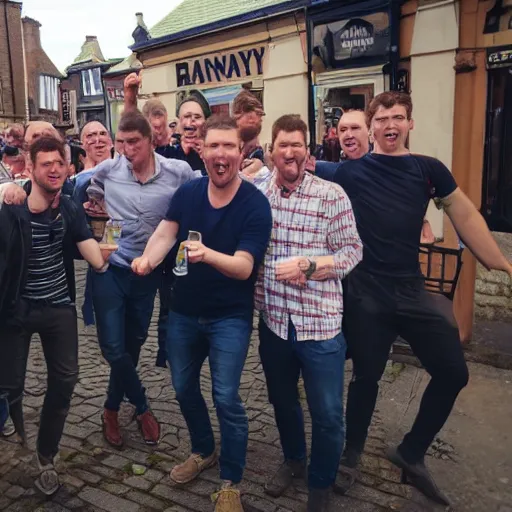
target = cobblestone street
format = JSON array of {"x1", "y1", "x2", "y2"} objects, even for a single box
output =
[{"x1": 1, "y1": 264, "x2": 511, "y2": 512}]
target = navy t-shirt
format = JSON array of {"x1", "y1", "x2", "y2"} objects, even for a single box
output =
[
  {"x1": 165, "y1": 177, "x2": 272, "y2": 318},
  {"x1": 333, "y1": 153, "x2": 457, "y2": 278},
  {"x1": 156, "y1": 144, "x2": 207, "y2": 175}
]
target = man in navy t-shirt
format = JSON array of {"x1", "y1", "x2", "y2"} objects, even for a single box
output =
[
  {"x1": 332, "y1": 92, "x2": 512, "y2": 506},
  {"x1": 132, "y1": 114, "x2": 272, "y2": 512}
]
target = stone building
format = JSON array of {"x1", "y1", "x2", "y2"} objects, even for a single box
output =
[
  {"x1": 0, "y1": 0, "x2": 27, "y2": 127},
  {"x1": 22, "y1": 16, "x2": 63, "y2": 124}
]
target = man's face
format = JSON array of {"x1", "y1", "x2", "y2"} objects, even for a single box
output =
[
  {"x1": 237, "y1": 110, "x2": 264, "y2": 143},
  {"x1": 179, "y1": 101, "x2": 206, "y2": 144},
  {"x1": 118, "y1": 130, "x2": 152, "y2": 168},
  {"x1": 338, "y1": 111, "x2": 369, "y2": 160},
  {"x1": 25, "y1": 122, "x2": 59, "y2": 147},
  {"x1": 203, "y1": 128, "x2": 242, "y2": 189},
  {"x1": 81, "y1": 121, "x2": 112, "y2": 164},
  {"x1": 114, "y1": 133, "x2": 125, "y2": 155},
  {"x1": 271, "y1": 130, "x2": 308, "y2": 186},
  {"x1": 31, "y1": 150, "x2": 68, "y2": 194},
  {"x1": 370, "y1": 104, "x2": 413, "y2": 155},
  {"x1": 149, "y1": 114, "x2": 169, "y2": 147}
]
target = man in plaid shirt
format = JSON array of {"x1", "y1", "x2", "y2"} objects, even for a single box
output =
[{"x1": 254, "y1": 115, "x2": 362, "y2": 512}]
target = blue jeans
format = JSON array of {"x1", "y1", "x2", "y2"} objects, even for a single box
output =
[
  {"x1": 166, "y1": 310, "x2": 252, "y2": 484},
  {"x1": 258, "y1": 318, "x2": 346, "y2": 489},
  {"x1": 91, "y1": 264, "x2": 159, "y2": 415}
]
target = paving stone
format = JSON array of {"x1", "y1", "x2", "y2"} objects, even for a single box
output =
[
  {"x1": 59, "y1": 473, "x2": 85, "y2": 490},
  {"x1": 124, "y1": 476, "x2": 153, "y2": 491},
  {"x1": 152, "y1": 484, "x2": 212, "y2": 510},
  {"x1": 68, "y1": 468, "x2": 102, "y2": 484},
  {"x1": 125, "y1": 489, "x2": 168, "y2": 510},
  {"x1": 143, "y1": 468, "x2": 165, "y2": 483},
  {"x1": 100, "y1": 481, "x2": 131, "y2": 495},
  {"x1": 102, "y1": 453, "x2": 133, "y2": 470},
  {"x1": 78, "y1": 486, "x2": 141, "y2": 512}
]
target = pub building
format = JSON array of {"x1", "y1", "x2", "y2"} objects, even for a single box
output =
[
  {"x1": 129, "y1": 0, "x2": 311, "y2": 146},
  {"x1": 130, "y1": 0, "x2": 512, "y2": 341}
]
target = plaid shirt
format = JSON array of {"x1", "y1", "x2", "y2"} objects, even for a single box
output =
[{"x1": 254, "y1": 170, "x2": 362, "y2": 341}]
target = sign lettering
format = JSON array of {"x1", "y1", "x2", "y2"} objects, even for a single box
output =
[
  {"x1": 176, "y1": 46, "x2": 267, "y2": 87},
  {"x1": 487, "y1": 46, "x2": 512, "y2": 69}
]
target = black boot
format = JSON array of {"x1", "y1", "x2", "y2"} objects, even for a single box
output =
[
  {"x1": 387, "y1": 446, "x2": 451, "y2": 507},
  {"x1": 307, "y1": 487, "x2": 332, "y2": 512},
  {"x1": 333, "y1": 447, "x2": 360, "y2": 495},
  {"x1": 264, "y1": 459, "x2": 306, "y2": 498}
]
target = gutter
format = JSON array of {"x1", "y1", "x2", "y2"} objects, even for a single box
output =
[{"x1": 131, "y1": 0, "x2": 308, "y2": 52}]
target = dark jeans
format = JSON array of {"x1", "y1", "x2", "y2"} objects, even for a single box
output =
[
  {"x1": 166, "y1": 310, "x2": 252, "y2": 484},
  {"x1": 258, "y1": 319, "x2": 346, "y2": 489},
  {"x1": 344, "y1": 268, "x2": 469, "y2": 463},
  {"x1": 91, "y1": 264, "x2": 159, "y2": 415},
  {"x1": 156, "y1": 270, "x2": 172, "y2": 368},
  {"x1": 0, "y1": 302, "x2": 78, "y2": 461}
]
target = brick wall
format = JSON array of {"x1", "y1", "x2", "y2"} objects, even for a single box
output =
[
  {"x1": 475, "y1": 232, "x2": 512, "y2": 321},
  {"x1": 0, "y1": 0, "x2": 26, "y2": 125}
]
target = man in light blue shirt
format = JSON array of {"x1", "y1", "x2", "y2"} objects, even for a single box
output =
[{"x1": 86, "y1": 110, "x2": 198, "y2": 449}]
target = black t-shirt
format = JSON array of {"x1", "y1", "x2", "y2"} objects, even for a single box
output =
[
  {"x1": 155, "y1": 144, "x2": 207, "y2": 175},
  {"x1": 333, "y1": 153, "x2": 457, "y2": 277},
  {"x1": 165, "y1": 178, "x2": 272, "y2": 318}
]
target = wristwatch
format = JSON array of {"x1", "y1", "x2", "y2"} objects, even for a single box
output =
[{"x1": 301, "y1": 258, "x2": 317, "y2": 279}]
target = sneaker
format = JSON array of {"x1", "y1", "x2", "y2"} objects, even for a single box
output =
[
  {"x1": 1, "y1": 415, "x2": 16, "y2": 437},
  {"x1": 102, "y1": 409, "x2": 123, "y2": 448},
  {"x1": 264, "y1": 459, "x2": 306, "y2": 497},
  {"x1": 136, "y1": 410, "x2": 160, "y2": 446},
  {"x1": 170, "y1": 452, "x2": 218, "y2": 484},
  {"x1": 35, "y1": 455, "x2": 60, "y2": 496},
  {"x1": 212, "y1": 481, "x2": 244, "y2": 512}
]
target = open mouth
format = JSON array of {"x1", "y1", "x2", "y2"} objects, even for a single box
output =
[
  {"x1": 343, "y1": 139, "x2": 358, "y2": 151},
  {"x1": 384, "y1": 131, "x2": 399, "y2": 142},
  {"x1": 214, "y1": 162, "x2": 228, "y2": 175}
]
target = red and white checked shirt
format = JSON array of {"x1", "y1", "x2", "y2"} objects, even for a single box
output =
[{"x1": 254, "y1": 170, "x2": 362, "y2": 341}]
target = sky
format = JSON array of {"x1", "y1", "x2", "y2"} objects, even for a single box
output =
[{"x1": 21, "y1": 0, "x2": 184, "y2": 73}]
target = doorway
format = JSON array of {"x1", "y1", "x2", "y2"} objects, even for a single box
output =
[{"x1": 482, "y1": 67, "x2": 512, "y2": 232}]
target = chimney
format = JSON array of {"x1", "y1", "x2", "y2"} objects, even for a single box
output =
[
  {"x1": 132, "y1": 12, "x2": 150, "y2": 44},
  {"x1": 85, "y1": 35, "x2": 97, "y2": 43}
]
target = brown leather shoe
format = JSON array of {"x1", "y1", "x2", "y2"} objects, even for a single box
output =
[
  {"x1": 170, "y1": 452, "x2": 218, "y2": 484},
  {"x1": 102, "y1": 409, "x2": 123, "y2": 448},
  {"x1": 212, "y1": 482, "x2": 244, "y2": 512},
  {"x1": 136, "y1": 410, "x2": 160, "y2": 445}
]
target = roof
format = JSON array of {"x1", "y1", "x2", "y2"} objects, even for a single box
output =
[
  {"x1": 103, "y1": 53, "x2": 143, "y2": 77},
  {"x1": 72, "y1": 37, "x2": 106, "y2": 66},
  {"x1": 136, "y1": 0, "x2": 307, "y2": 50}
]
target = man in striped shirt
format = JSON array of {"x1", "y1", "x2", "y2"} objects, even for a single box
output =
[
  {"x1": 254, "y1": 115, "x2": 362, "y2": 512},
  {"x1": 0, "y1": 136, "x2": 108, "y2": 496}
]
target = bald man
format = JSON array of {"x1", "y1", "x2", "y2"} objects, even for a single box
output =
[
  {"x1": 80, "y1": 121, "x2": 113, "y2": 170},
  {"x1": 24, "y1": 121, "x2": 61, "y2": 148}
]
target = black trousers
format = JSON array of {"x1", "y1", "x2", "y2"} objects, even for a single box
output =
[
  {"x1": 343, "y1": 268, "x2": 469, "y2": 463},
  {"x1": 0, "y1": 302, "x2": 78, "y2": 461}
]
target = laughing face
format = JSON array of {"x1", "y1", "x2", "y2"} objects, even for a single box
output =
[
  {"x1": 81, "y1": 121, "x2": 112, "y2": 165},
  {"x1": 271, "y1": 130, "x2": 308, "y2": 187},
  {"x1": 31, "y1": 150, "x2": 68, "y2": 194},
  {"x1": 203, "y1": 128, "x2": 242, "y2": 189},
  {"x1": 338, "y1": 110, "x2": 369, "y2": 160},
  {"x1": 370, "y1": 104, "x2": 413, "y2": 156},
  {"x1": 179, "y1": 101, "x2": 206, "y2": 147}
]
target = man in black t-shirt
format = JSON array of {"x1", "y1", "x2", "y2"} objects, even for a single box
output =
[
  {"x1": 332, "y1": 92, "x2": 512, "y2": 506},
  {"x1": 0, "y1": 137, "x2": 109, "y2": 497},
  {"x1": 132, "y1": 115, "x2": 272, "y2": 512}
]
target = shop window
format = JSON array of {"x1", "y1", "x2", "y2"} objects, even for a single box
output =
[{"x1": 482, "y1": 67, "x2": 512, "y2": 232}]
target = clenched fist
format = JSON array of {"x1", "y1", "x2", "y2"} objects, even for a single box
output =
[{"x1": 131, "y1": 256, "x2": 153, "y2": 276}]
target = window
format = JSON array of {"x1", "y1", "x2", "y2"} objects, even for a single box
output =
[
  {"x1": 39, "y1": 75, "x2": 59, "y2": 111},
  {"x1": 81, "y1": 68, "x2": 103, "y2": 97}
]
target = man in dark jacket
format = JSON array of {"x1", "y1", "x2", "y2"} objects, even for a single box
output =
[{"x1": 0, "y1": 136, "x2": 108, "y2": 497}]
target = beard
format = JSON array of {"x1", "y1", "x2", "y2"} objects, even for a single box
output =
[
  {"x1": 239, "y1": 125, "x2": 261, "y2": 143},
  {"x1": 32, "y1": 173, "x2": 62, "y2": 194}
]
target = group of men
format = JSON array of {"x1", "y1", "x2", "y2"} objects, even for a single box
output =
[{"x1": 1, "y1": 72, "x2": 511, "y2": 512}]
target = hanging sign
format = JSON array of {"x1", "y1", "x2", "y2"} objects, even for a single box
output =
[{"x1": 487, "y1": 45, "x2": 512, "y2": 69}]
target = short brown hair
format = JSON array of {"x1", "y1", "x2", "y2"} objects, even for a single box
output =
[
  {"x1": 118, "y1": 110, "x2": 152, "y2": 140},
  {"x1": 271, "y1": 115, "x2": 308, "y2": 147},
  {"x1": 366, "y1": 91, "x2": 413, "y2": 126},
  {"x1": 29, "y1": 136, "x2": 66, "y2": 164},
  {"x1": 201, "y1": 114, "x2": 239, "y2": 140},
  {"x1": 232, "y1": 90, "x2": 264, "y2": 117},
  {"x1": 142, "y1": 98, "x2": 168, "y2": 119}
]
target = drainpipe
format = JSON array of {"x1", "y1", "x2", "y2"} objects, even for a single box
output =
[
  {"x1": 20, "y1": 18, "x2": 30, "y2": 123},
  {"x1": 305, "y1": 6, "x2": 316, "y2": 151},
  {"x1": 3, "y1": 2, "x2": 17, "y2": 117}
]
